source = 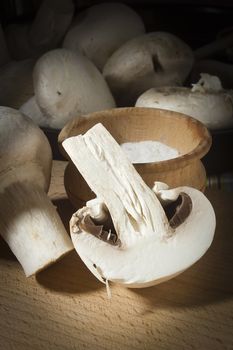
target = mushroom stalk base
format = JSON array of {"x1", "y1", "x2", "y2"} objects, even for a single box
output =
[{"x1": 0, "y1": 181, "x2": 73, "y2": 276}]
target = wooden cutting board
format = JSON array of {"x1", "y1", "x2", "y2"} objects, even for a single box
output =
[{"x1": 0, "y1": 160, "x2": 232, "y2": 350}]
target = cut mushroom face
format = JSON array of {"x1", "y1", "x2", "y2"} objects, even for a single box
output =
[
  {"x1": 33, "y1": 48, "x2": 116, "y2": 129},
  {"x1": 0, "y1": 107, "x2": 73, "y2": 276},
  {"x1": 136, "y1": 74, "x2": 233, "y2": 130},
  {"x1": 62, "y1": 123, "x2": 215, "y2": 288},
  {"x1": 63, "y1": 2, "x2": 145, "y2": 71},
  {"x1": 103, "y1": 31, "x2": 194, "y2": 106}
]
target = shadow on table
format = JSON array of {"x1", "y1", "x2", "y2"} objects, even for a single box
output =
[{"x1": 36, "y1": 197, "x2": 103, "y2": 294}]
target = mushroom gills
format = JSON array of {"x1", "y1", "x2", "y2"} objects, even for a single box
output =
[{"x1": 76, "y1": 191, "x2": 193, "y2": 245}]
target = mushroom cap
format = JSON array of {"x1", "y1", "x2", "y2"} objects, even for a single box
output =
[
  {"x1": 70, "y1": 186, "x2": 215, "y2": 288},
  {"x1": 0, "y1": 59, "x2": 34, "y2": 108},
  {"x1": 103, "y1": 31, "x2": 194, "y2": 106},
  {"x1": 0, "y1": 107, "x2": 52, "y2": 191},
  {"x1": 135, "y1": 86, "x2": 233, "y2": 130},
  {"x1": 33, "y1": 48, "x2": 116, "y2": 129},
  {"x1": 63, "y1": 2, "x2": 145, "y2": 71}
]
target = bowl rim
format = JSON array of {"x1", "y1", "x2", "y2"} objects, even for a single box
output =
[{"x1": 58, "y1": 107, "x2": 212, "y2": 172}]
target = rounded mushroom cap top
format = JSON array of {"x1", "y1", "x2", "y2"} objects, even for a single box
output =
[
  {"x1": 63, "y1": 2, "x2": 145, "y2": 70},
  {"x1": 0, "y1": 107, "x2": 52, "y2": 191},
  {"x1": 135, "y1": 86, "x2": 233, "y2": 130},
  {"x1": 104, "y1": 31, "x2": 193, "y2": 81},
  {"x1": 103, "y1": 31, "x2": 194, "y2": 106},
  {"x1": 33, "y1": 48, "x2": 115, "y2": 129}
]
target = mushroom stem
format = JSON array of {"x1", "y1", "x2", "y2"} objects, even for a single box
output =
[
  {"x1": 0, "y1": 181, "x2": 73, "y2": 277},
  {"x1": 62, "y1": 123, "x2": 171, "y2": 247}
]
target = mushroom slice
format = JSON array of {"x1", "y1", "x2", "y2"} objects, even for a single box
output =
[
  {"x1": 62, "y1": 123, "x2": 215, "y2": 288},
  {"x1": 103, "y1": 31, "x2": 194, "y2": 106}
]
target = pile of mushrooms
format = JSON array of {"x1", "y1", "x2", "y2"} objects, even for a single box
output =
[
  {"x1": 103, "y1": 32, "x2": 194, "y2": 106},
  {"x1": 62, "y1": 123, "x2": 216, "y2": 288},
  {"x1": 63, "y1": 2, "x2": 145, "y2": 71},
  {"x1": 136, "y1": 73, "x2": 233, "y2": 130},
  {"x1": 0, "y1": 107, "x2": 73, "y2": 277}
]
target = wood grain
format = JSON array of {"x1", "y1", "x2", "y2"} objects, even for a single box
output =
[{"x1": 0, "y1": 160, "x2": 232, "y2": 350}]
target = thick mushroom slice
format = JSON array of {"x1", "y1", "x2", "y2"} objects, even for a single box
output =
[
  {"x1": 103, "y1": 31, "x2": 194, "y2": 106},
  {"x1": 62, "y1": 123, "x2": 215, "y2": 288}
]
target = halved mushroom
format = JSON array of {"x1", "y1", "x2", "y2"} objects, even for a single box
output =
[
  {"x1": 62, "y1": 123, "x2": 215, "y2": 288},
  {"x1": 136, "y1": 73, "x2": 233, "y2": 130},
  {"x1": 63, "y1": 2, "x2": 145, "y2": 71},
  {"x1": 33, "y1": 48, "x2": 116, "y2": 129},
  {"x1": 0, "y1": 107, "x2": 73, "y2": 277},
  {"x1": 103, "y1": 32, "x2": 194, "y2": 106}
]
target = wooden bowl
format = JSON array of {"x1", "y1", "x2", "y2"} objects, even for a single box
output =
[{"x1": 58, "y1": 107, "x2": 211, "y2": 208}]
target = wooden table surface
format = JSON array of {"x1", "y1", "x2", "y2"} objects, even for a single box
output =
[{"x1": 0, "y1": 160, "x2": 233, "y2": 350}]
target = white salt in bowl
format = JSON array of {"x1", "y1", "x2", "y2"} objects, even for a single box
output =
[{"x1": 58, "y1": 107, "x2": 211, "y2": 208}]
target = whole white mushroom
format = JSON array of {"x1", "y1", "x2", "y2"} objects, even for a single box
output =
[
  {"x1": 136, "y1": 74, "x2": 233, "y2": 130},
  {"x1": 33, "y1": 48, "x2": 116, "y2": 129},
  {"x1": 0, "y1": 107, "x2": 73, "y2": 277},
  {"x1": 63, "y1": 2, "x2": 145, "y2": 71},
  {"x1": 103, "y1": 32, "x2": 194, "y2": 106}
]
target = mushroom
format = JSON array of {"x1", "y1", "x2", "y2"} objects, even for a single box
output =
[
  {"x1": 0, "y1": 107, "x2": 73, "y2": 277},
  {"x1": 62, "y1": 123, "x2": 215, "y2": 288},
  {"x1": 63, "y1": 2, "x2": 145, "y2": 71},
  {"x1": 103, "y1": 32, "x2": 194, "y2": 106},
  {"x1": 33, "y1": 48, "x2": 116, "y2": 129},
  {"x1": 20, "y1": 96, "x2": 49, "y2": 128},
  {"x1": 0, "y1": 59, "x2": 34, "y2": 108},
  {"x1": 0, "y1": 24, "x2": 10, "y2": 67},
  {"x1": 136, "y1": 73, "x2": 233, "y2": 130},
  {"x1": 5, "y1": 0, "x2": 74, "y2": 60}
]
